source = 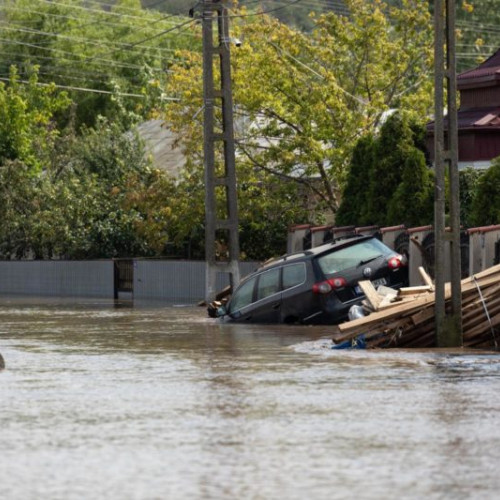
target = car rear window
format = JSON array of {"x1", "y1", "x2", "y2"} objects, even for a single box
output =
[{"x1": 316, "y1": 238, "x2": 392, "y2": 275}]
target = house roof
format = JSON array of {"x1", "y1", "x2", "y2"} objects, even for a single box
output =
[
  {"x1": 136, "y1": 120, "x2": 185, "y2": 178},
  {"x1": 458, "y1": 48, "x2": 500, "y2": 89},
  {"x1": 457, "y1": 106, "x2": 500, "y2": 129},
  {"x1": 427, "y1": 106, "x2": 500, "y2": 132}
]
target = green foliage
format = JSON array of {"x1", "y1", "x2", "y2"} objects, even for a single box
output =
[
  {"x1": 165, "y1": 0, "x2": 433, "y2": 226},
  {"x1": 386, "y1": 146, "x2": 434, "y2": 227},
  {"x1": 455, "y1": 0, "x2": 500, "y2": 72},
  {"x1": 0, "y1": 0, "x2": 194, "y2": 128},
  {"x1": 0, "y1": 119, "x2": 178, "y2": 259},
  {"x1": 459, "y1": 167, "x2": 483, "y2": 228},
  {"x1": 364, "y1": 113, "x2": 416, "y2": 225},
  {"x1": 469, "y1": 159, "x2": 500, "y2": 227},
  {"x1": 335, "y1": 135, "x2": 375, "y2": 226},
  {"x1": 0, "y1": 67, "x2": 71, "y2": 170},
  {"x1": 338, "y1": 112, "x2": 433, "y2": 228}
]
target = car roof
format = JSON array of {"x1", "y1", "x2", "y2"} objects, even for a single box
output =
[{"x1": 259, "y1": 234, "x2": 373, "y2": 270}]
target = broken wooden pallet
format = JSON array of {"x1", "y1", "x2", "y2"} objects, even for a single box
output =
[{"x1": 333, "y1": 263, "x2": 500, "y2": 349}]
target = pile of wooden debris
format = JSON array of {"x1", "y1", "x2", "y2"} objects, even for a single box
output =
[{"x1": 333, "y1": 264, "x2": 500, "y2": 349}]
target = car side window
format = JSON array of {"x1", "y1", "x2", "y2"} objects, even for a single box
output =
[
  {"x1": 256, "y1": 268, "x2": 281, "y2": 301},
  {"x1": 228, "y1": 277, "x2": 256, "y2": 313},
  {"x1": 282, "y1": 263, "x2": 306, "y2": 290}
]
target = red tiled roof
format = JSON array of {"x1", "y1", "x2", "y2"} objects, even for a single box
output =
[{"x1": 458, "y1": 49, "x2": 500, "y2": 86}]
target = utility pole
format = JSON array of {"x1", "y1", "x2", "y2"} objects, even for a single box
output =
[
  {"x1": 434, "y1": 0, "x2": 463, "y2": 347},
  {"x1": 202, "y1": 0, "x2": 240, "y2": 302}
]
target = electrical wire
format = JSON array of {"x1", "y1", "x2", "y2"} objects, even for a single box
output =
[
  {"x1": 0, "y1": 24, "x2": 184, "y2": 60},
  {"x1": 227, "y1": 0, "x2": 305, "y2": 18},
  {"x1": 0, "y1": 37, "x2": 172, "y2": 73},
  {"x1": 0, "y1": 75, "x2": 181, "y2": 101}
]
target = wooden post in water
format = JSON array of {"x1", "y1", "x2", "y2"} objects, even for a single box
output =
[{"x1": 433, "y1": 0, "x2": 463, "y2": 347}]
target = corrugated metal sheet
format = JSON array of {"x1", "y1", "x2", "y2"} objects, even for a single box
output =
[
  {"x1": 0, "y1": 261, "x2": 114, "y2": 297},
  {"x1": 0, "y1": 260, "x2": 261, "y2": 302},
  {"x1": 134, "y1": 260, "x2": 259, "y2": 302}
]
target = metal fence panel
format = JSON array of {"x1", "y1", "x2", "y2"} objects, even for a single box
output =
[
  {"x1": 0, "y1": 260, "x2": 261, "y2": 301},
  {"x1": 134, "y1": 260, "x2": 260, "y2": 302},
  {"x1": 0, "y1": 261, "x2": 114, "y2": 297}
]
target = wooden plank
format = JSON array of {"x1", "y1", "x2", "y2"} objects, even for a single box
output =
[
  {"x1": 377, "y1": 294, "x2": 427, "y2": 310},
  {"x1": 338, "y1": 292, "x2": 437, "y2": 334},
  {"x1": 418, "y1": 266, "x2": 434, "y2": 289},
  {"x1": 464, "y1": 311, "x2": 500, "y2": 341},
  {"x1": 467, "y1": 263, "x2": 500, "y2": 281},
  {"x1": 398, "y1": 285, "x2": 433, "y2": 296},
  {"x1": 463, "y1": 300, "x2": 500, "y2": 332},
  {"x1": 410, "y1": 305, "x2": 435, "y2": 326},
  {"x1": 357, "y1": 280, "x2": 382, "y2": 310}
]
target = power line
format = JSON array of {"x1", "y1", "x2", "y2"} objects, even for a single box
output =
[
  {"x1": 0, "y1": 4, "x2": 197, "y2": 39},
  {"x1": 32, "y1": 0, "x2": 164, "y2": 22},
  {"x1": 227, "y1": 0, "x2": 305, "y2": 18},
  {"x1": 0, "y1": 75, "x2": 180, "y2": 100},
  {"x1": 0, "y1": 37, "x2": 174, "y2": 73},
  {"x1": 0, "y1": 23, "x2": 185, "y2": 59}
]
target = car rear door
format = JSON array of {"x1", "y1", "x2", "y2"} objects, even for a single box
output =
[
  {"x1": 280, "y1": 262, "x2": 319, "y2": 323},
  {"x1": 247, "y1": 267, "x2": 282, "y2": 323},
  {"x1": 227, "y1": 267, "x2": 282, "y2": 323}
]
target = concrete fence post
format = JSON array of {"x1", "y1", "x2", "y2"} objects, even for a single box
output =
[
  {"x1": 380, "y1": 225, "x2": 406, "y2": 251},
  {"x1": 287, "y1": 224, "x2": 311, "y2": 253}
]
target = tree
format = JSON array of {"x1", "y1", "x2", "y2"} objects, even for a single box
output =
[
  {"x1": 0, "y1": 67, "x2": 70, "y2": 171},
  {"x1": 469, "y1": 158, "x2": 500, "y2": 227},
  {"x1": 337, "y1": 111, "x2": 433, "y2": 228},
  {"x1": 455, "y1": 1, "x2": 500, "y2": 72},
  {"x1": 0, "y1": 117, "x2": 178, "y2": 259},
  {"x1": 363, "y1": 113, "x2": 416, "y2": 225},
  {"x1": 386, "y1": 146, "x2": 434, "y2": 227},
  {"x1": 0, "y1": 0, "x2": 194, "y2": 128},
  {"x1": 459, "y1": 167, "x2": 482, "y2": 228},
  {"x1": 335, "y1": 135, "x2": 375, "y2": 226},
  {"x1": 164, "y1": 0, "x2": 433, "y2": 220}
]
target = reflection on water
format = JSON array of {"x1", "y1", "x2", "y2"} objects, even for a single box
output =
[{"x1": 1, "y1": 297, "x2": 500, "y2": 500}]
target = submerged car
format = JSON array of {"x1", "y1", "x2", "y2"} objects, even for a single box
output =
[{"x1": 211, "y1": 235, "x2": 408, "y2": 325}]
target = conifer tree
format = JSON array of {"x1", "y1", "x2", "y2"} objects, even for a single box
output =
[
  {"x1": 335, "y1": 135, "x2": 375, "y2": 226},
  {"x1": 386, "y1": 146, "x2": 434, "y2": 227},
  {"x1": 469, "y1": 158, "x2": 500, "y2": 226}
]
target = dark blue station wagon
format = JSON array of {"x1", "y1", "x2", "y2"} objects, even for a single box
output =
[{"x1": 212, "y1": 236, "x2": 408, "y2": 325}]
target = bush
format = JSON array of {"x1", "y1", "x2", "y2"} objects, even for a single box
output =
[{"x1": 469, "y1": 158, "x2": 500, "y2": 226}]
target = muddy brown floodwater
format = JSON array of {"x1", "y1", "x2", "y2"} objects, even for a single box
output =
[{"x1": 1, "y1": 297, "x2": 500, "y2": 500}]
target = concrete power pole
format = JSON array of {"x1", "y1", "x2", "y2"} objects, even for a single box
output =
[
  {"x1": 202, "y1": 0, "x2": 240, "y2": 302},
  {"x1": 434, "y1": 0, "x2": 463, "y2": 347}
]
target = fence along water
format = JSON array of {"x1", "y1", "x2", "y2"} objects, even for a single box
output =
[
  {"x1": 0, "y1": 260, "x2": 259, "y2": 302},
  {"x1": 288, "y1": 224, "x2": 500, "y2": 286}
]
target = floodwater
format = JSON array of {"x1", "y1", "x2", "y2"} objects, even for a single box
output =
[{"x1": 1, "y1": 298, "x2": 500, "y2": 500}]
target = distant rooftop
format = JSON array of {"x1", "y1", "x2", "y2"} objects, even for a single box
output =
[
  {"x1": 458, "y1": 48, "x2": 500, "y2": 88},
  {"x1": 136, "y1": 120, "x2": 185, "y2": 179}
]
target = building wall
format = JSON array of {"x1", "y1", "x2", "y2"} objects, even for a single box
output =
[{"x1": 460, "y1": 86, "x2": 500, "y2": 108}]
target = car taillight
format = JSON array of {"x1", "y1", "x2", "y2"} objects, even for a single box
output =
[
  {"x1": 388, "y1": 255, "x2": 405, "y2": 269},
  {"x1": 312, "y1": 277, "x2": 347, "y2": 294}
]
